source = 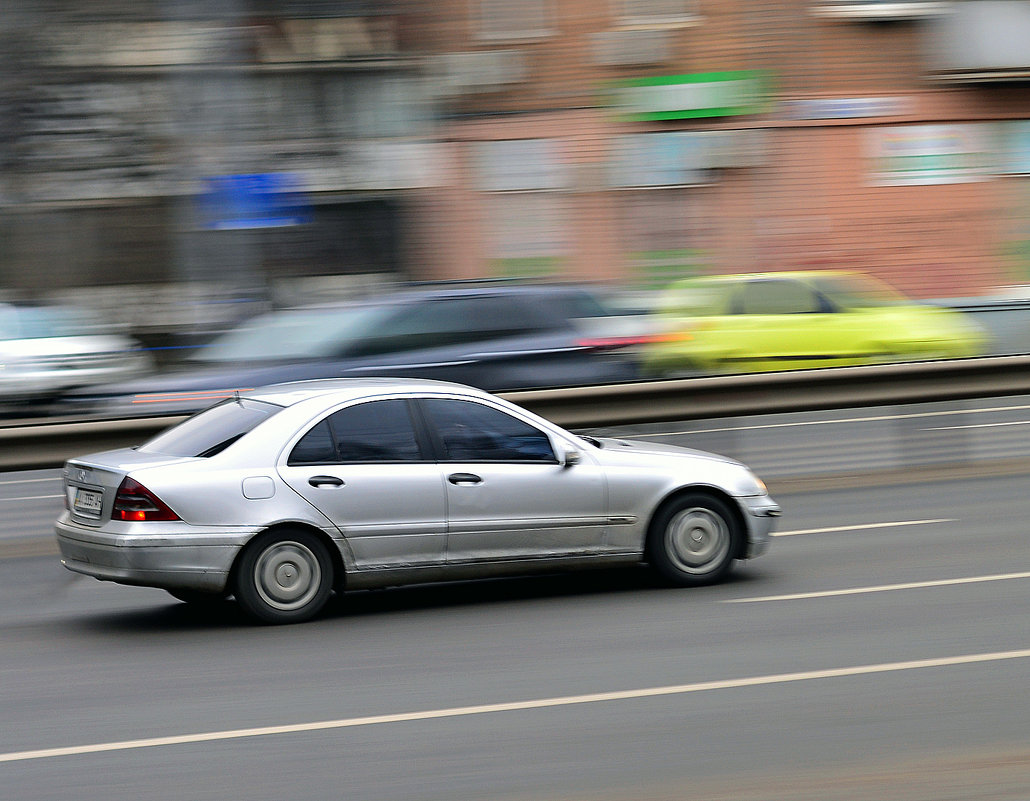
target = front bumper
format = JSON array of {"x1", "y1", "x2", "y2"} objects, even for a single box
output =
[
  {"x1": 740, "y1": 496, "x2": 781, "y2": 559},
  {"x1": 55, "y1": 514, "x2": 257, "y2": 593}
]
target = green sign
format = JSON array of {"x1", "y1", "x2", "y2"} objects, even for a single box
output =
[{"x1": 609, "y1": 71, "x2": 768, "y2": 121}]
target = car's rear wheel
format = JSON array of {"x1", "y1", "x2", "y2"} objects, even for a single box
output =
[
  {"x1": 234, "y1": 529, "x2": 334, "y2": 624},
  {"x1": 647, "y1": 493, "x2": 740, "y2": 586}
]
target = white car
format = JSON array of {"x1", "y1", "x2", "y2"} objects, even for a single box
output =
[
  {"x1": 0, "y1": 303, "x2": 151, "y2": 406},
  {"x1": 56, "y1": 378, "x2": 780, "y2": 624}
]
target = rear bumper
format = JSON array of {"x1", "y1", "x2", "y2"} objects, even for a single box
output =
[{"x1": 55, "y1": 514, "x2": 256, "y2": 593}]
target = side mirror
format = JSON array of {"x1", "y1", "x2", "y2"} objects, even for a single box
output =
[{"x1": 563, "y1": 448, "x2": 581, "y2": 467}]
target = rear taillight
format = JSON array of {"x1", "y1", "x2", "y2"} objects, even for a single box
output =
[
  {"x1": 113, "y1": 477, "x2": 180, "y2": 522},
  {"x1": 577, "y1": 333, "x2": 693, "y2": 350}
]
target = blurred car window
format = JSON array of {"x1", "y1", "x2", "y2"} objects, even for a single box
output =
[
  {"x1": 196, "y1": 304, "x2": 396, "y2": 363},
  {"x1": 736, "y1": 279, "x2": 823, "y2": 315},
  {"x1": 658, "y1": 279, "x2": 731, "y2": 317},
  {"x1": 539, "y1": 289, "x2": 611, "y2": 319},
  {"x1": 811, "y1": 274, "x2": 906, "y2": 308},
  {"x1": 140, "y1": 398, "x2": 284, "y2": 457},
  {"x1": 349, "y1": 296, "x2": 549, "y2": 357},
  {"x1": 421, "y1": 398, "x2": 555, "y2": 462},
  {"x1": 327, "y1": 399, "x2": 423, "y2": 462}
]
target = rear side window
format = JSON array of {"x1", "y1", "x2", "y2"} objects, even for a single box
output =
[
  {"x1": 288, "y1": 399, "x2": 423, "y2": 465},
  {"x1": 139, "y1": 399, "x2": 283, "y2": 457}
]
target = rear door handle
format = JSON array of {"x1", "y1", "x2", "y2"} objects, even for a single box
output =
[
  {"x1": 448, "y1": 472, "x2": 482, "y2": 486},
  {"x1": 308, "y1": 475, "x2": 345, "y2": 488}
]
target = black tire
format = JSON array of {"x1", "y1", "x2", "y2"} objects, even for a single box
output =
[
  {"x1": 166, "y1": 588, "x2": 225, "y2": 605},
  {"x1": 646, "y1": 493, "x2": 741, "y2": 586},
  {"x1": 234, "y1": 529, "x2": 334, "y2": 624}
]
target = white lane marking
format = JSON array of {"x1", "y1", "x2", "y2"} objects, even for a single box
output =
[
  {"x1": 925, "y1": 421, "x2": 1030, "y2": 431},
  {"x1": 3, "y1": 647, "x2": 1030, "y2": 764},
  {"x1": 0, "y1": 477, "x2": 61, "y2": 486},
  {"x1": 725, "y1": 571, "x2": 1030, "y2": 604},
  {"x1": 773, "y1": 519, "x2": 954, "y2": 537},
  {"x1": 0, "y1": 495, "x2": 64, "y2": 502},
  {"x1": 616, "y1": 403, "x2": 1030, "y2": 438}
]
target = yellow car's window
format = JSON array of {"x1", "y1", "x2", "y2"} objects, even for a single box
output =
[{"x1": 737, "y1": 280, "x2": 823, "y2": 315}]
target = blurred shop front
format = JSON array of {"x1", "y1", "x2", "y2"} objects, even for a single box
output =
[
  {"x1": 0, "y1": 2, "x2": 439, "y2": 341},
  {"x1": 415, "y1": 70, "x2": 769, "y2": 288}
]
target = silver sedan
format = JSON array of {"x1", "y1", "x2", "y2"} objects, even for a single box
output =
[{"x1": 56, "y1": 379, "x2": 780, "y2": 623}]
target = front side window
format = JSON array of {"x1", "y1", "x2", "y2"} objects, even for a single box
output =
[
  {"x1": 420, "y1": 398, "x2": 556, "y2": 462},
  {"x1": 288, "y1": 399, "x2": 422, "y2": 465}
]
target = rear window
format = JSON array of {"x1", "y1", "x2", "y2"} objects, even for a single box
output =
[{"x1": 138, "y1": 398, "x2": 283, "y2": 457}]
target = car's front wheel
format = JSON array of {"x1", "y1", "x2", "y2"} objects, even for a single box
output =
[
  {"x1": 647, "y1": 493, "x2": 740, "y2": 586},
  {"x1": 234, "y1": 529, "x2": 334, "y2": 624}
]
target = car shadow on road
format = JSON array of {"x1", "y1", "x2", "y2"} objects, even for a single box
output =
[{"x1": 65, "y1": 566, "x2": 765, "y2": 633}]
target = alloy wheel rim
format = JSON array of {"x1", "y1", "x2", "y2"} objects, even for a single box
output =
[
  {"x1": 665, "y1": 507, "x2": 730, "y2": 574},
  {"x1": 254, "y1": 540, "x2": 322, "y2": 611}
]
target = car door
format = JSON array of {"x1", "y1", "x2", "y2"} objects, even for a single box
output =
[
  {"x1": 416, "y1": 397, "x2": 607, "y2": 563},
  {"x1": 730, "y1": 278, "x2": 835, "y2": 368},
  {"x1": 277, "y1": 398, "x2": 447, "y2": 569}
]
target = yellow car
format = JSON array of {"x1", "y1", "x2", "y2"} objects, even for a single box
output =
[{"x1": 642, "y1": 271, "x2": 989, "y2": 376}]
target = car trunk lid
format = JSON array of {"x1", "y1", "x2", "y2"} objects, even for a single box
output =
[{"x1": 63, "y1": 449, "x2": 198, "y2": 526}]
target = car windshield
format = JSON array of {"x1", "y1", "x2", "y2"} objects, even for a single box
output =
[
  {"x1": 190, "y1": 304, "x2": 397, "y2": 363},
  {"x1": 658, "y1": 281, "x2": 730, "y2": 317},
  {"x1": 138, "y1": 398, "x2": 284, "y2": 457},
  {"x1": 812, "y1": 274, "x2": 907, "y2": 308}
]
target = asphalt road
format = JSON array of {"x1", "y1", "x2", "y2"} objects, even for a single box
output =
[{"x1": 2, "y1": 455, "x2": 1030, "y2": 799}]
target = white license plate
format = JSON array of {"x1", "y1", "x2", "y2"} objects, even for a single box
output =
[{"x1": 73, "y1": 488, "x2": 103, "y2": 517}]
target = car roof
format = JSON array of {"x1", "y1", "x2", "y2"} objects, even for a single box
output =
[
  {"x1": 246, "y1": 377, "x2": 491, "y2": 407},
  {"x1": 673, "y1": 270, "x2": 859, "y2": 286},
  {"x1": 296, "y1": 283, "x2": 600, "y2": 310}
]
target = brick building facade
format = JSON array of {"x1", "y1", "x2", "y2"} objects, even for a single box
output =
[
  {"x1": 409, "y1": 0, "x2": 1030, "y2": 299},
  {"x1": 4, "y1": 1, "x2": 1030, "y2": 306}
]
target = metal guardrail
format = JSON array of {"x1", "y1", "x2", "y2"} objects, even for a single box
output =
[{"x1": 5, "y1": 354, "x2": 1030, "y2": 471}]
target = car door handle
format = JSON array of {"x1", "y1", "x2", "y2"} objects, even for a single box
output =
[
  {"x1": 448, "y1": 472, "x2": 482, "y2": 486},
  {"x1": 308, "y1": 475, "x2": 345, "y2": 488}
]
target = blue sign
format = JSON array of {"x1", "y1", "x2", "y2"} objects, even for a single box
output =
[{"x1": 199, "y1": 173, "x2": 311, "y2": 230}]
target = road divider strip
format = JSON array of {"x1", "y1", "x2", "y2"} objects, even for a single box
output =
[
  {"x1": 725, "y1": 571, "x2": 1030, "y2": 603},
  {"x1": 9, "y1": 354, "x2": 1030, "y2": 470},
  {"x1": 773, "y1": 519, "x2": 954, "y2": 537},
  {"x1": 624, "y1": 402, "x2": 1030, "y2": 437},
  {"x1": 3, "y1": 647, "x2": 1030, "y2": 764}
]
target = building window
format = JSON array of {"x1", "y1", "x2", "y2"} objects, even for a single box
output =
[
  {"x1": 477, "y1": 0, "x2": 555, "y2": 41},
  {"x1": 618, "y1": 189, "x2": 709, "y2": 287},
  {"x1": 486, "y1": 193, "x2": 568, "y2": 277},
  {"x1": 617, "y1": 0, "x2": 700, "y2": 26},
  {"x1": 474, "y1": 139, "x2": 568, "y2": 277}
]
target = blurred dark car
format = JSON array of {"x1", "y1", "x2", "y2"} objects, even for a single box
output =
[{"x1": 61, "y1": 285, "x2": 651, "y2": 417}]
